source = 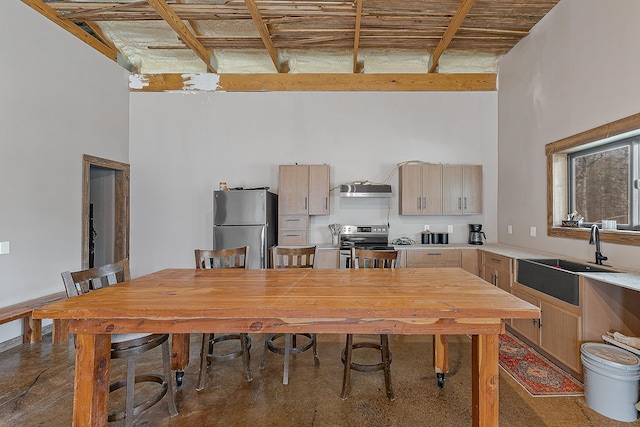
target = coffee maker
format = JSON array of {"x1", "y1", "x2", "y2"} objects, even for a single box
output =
[{"x1": 468, "y1": 224, "x2": 486, "y2": 245}]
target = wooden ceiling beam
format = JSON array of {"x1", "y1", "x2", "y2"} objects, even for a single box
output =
[
  {"x1": 244, "y1": 0, "x2": 283, "y2": 73},
  {"x1": 428, "y1": 0, "x2": 477, "y2": 73},
  {"x1": 21, "y1": 0, "x2": 118, "y2": 62},
  {"x1": 145, "y1": 0, "x2": 217, "y2": 73},
  {"x1": 175, "y1": 0, "x2": 218, "y2": 70},
  {"x1": 352, "y1": 0, "x2": 363, "y2": 73},
  {"x1": 129, "y1": 73, "x2": 496, "y2": 92}
]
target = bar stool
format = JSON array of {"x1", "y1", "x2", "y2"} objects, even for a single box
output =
[
  {"x1": 195, "y1": 247, "x2": 252, "y2": 391},
  {"x1": 341, "y1": 248, "x2": 397, "y2": 400},
  {"x1": 61, "y1": 259, "x2": 178, "y2": 426},
  {"x1": 260, "y1": 246, "x2": 320, "y2": 384}
]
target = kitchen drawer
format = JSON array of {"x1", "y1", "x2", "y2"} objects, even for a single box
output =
[
  {"x1": 278, "y1": 230, "x2": 308, "y2": 245},
  {"x1": 482, "y1": 252, "x2": 512, "y2": 274},
  {"x1": 406, "y1": 249, "x2": 461, "y2": 268},
  {"x1": 278, "y1": 215, "x2": 308, "y2": 230}
]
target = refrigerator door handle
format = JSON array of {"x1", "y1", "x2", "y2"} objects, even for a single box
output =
[{"x1": 260, "y1": 226, "x2": 266, "y2": 269}]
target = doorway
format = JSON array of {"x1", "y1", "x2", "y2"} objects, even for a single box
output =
[{"x1": 82, "y1": 155, "x2": 130, "y2": 269}]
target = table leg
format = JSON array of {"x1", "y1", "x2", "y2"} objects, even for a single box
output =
[
  {"x1": 171, "y1": 333, "x2": 190, "y2": 386},
  {"x1": 471, "y1": 334, "x2": 499, "y2": 427},
  {"x1": 433, "y1": 334, "x2": 449, "y2": 388},
  {"x1": 73, "y1": 334, "x2": 111, "y2": 426}
]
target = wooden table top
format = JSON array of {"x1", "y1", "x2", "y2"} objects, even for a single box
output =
[{"x1": 35, "y1": 268, "x2": 539, "y2": 330}]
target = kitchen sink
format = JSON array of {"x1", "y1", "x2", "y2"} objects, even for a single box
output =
[
  {"x1": 517, "y1": 259, "x2": 619, "y2": 306},
  {"x1": 524, "y1": 258, "x2": 619, "y2": 273}
]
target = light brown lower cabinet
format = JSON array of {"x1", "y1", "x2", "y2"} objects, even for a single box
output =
[
  {"x1": 511, "y1": 284, "x2": 582, "y2": 375},
  {"x1": 479, "y1": 251, "x2": 512, "y2": 293}
]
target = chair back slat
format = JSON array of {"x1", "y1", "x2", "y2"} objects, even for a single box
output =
[
  {"x1": 195, "y1": 247, "x2": 248, "y2": 269},
  {"x1": 270, "y1": 246, "x2": 317, "y2": 269},
  {"x1": 350, "y1": 248, "x2": 398, "y2": 269},
  {"x1": 61, "y1": 259, "x2": 131, "y2": 298}
]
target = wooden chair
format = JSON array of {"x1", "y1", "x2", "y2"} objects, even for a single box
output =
[
  {"x1": 194, "y1": 247, "x2": 252, "y2": 391},
  {"x1": 341, "y1": 248, "x2": 398, "y2": 400},
  {"x1": 260, "y1": 246, "x2": 320, "y2": 384},
  {"x1": 61, "y1": 259, "x2": 178, "y2": 426}
]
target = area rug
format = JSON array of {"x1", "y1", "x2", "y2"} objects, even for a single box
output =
[{"x1": 499, "y1": 333, "x2": 584, "y2": 397}]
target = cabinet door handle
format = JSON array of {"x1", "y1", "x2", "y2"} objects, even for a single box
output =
[
  {"x1": 304, "y1": 197, "x2": 307, "y2": 211},
  {"x1": 417, "y1": 197, "x2": 421, "y2": 210},
  {"x1": 458, "y1": 197, "x2": 462, "y2": 210},
  {"x1": 490, "y1": 258, "x2": 501, "y2": 263},
  {"x1": 427, "y1": 253, "x2": 443, "y2": 256},
  {"x1": 285, "y1": 218, "x2": 301, "y2": 222},
  {"x1": 422, "y1": 197, "x2": 426, "y2": 209},
  {"x1": 325, "y1": 197, "x2": 328, "y2": 210},
  {"x1": 464, "y1": 197, "x2": 467, "y2": 210}
]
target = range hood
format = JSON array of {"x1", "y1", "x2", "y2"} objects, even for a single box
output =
[{"x1": 340, "y1": 183, "x2": 392, "y2": 198}]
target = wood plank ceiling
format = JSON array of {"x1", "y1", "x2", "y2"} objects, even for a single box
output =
[{"x1": 24, "y1": 0, "x2": 560, "y2": 91}]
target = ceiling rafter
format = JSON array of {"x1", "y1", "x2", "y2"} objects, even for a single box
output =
[
  {"x1": 21, "y1": 0, "x2": 118, "y2": 61},
  {"x1": 145, "y1": 0, "x2": 217, "y2": 73},
  {"x1": 352, "y1": 0, "x2": 363, "y2": 73},
  {"x1": 244, "y1": 0, "x2": 284, "y2": 73},
  {"x1": 174, "y1": 0, "x2": 218, "y2": 70},
  {"x1": 429, "y1": 0, "x2": 477, "y2": 73}
]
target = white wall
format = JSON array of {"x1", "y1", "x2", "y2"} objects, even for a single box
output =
[
  {"x1": 498, "y1": 0, "x2": 640, "y2": 269},
  {"x1": 0, "y1": 1, "x2": 130, "y2": 342},
  {"x1": 129, "y1": 91, "x2": 497, "y2": 276}
]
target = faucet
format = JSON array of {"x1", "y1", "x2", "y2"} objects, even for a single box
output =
[{"x1": 589, "y1": 224, "x2": 608, "y2": 265}]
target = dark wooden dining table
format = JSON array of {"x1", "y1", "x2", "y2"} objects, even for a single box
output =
[{"x1": 34, "y1": 267, "x2": 539, "y2": 426}]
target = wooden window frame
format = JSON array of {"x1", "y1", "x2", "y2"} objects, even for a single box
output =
[{"x1": 546, "y1": 112, "x2": 640, "y2": 246}]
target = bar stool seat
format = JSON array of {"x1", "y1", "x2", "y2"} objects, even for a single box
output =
[
  {"x1": 195, "y1": 247, "x2": 252, "y2": 391},
  {"x1": 61, "y1": 259, "x2": 178, "y2": 426},
  {"x1": 341, "y1": 248, "x2": 397, "y2": 401},
  {"x1": 260, "y1": 246, "x2": 320, "y2": 384}
]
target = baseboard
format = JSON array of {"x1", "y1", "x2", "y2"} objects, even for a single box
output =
[{"x1": 0, "y1": 324, "x2": 53, "y2": 354}]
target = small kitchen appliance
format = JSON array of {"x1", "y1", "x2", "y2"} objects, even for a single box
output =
[
  {"x1": 468, "y1": 224, "x2": 486, "y2": 245},
  {"x1": 338, "y1": 224, "x2": 394, "y2": 267}
]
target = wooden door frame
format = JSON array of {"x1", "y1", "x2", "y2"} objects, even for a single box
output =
[{"x1": 82, "y1": 154, "x2": 130, "y2": 269}]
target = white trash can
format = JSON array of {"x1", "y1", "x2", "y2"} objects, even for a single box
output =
[{"x1": 581, "y1": 342, "x2": 640, "y2": 422}]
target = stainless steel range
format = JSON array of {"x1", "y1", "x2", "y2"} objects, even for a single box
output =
[{"x1": 339, "y1": 224, "x2": 394, "y2": 268}]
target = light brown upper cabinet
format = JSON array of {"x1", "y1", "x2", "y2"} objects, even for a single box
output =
[
  {"x1": 442, "y1": 165, "x2": 483, "y2": 215},
  {"x1": 398, "y1": 164, "x2": 442, "y2": 215},
  {"x1": 278, "y1": 165, "x2": 330, "y2": 215}
]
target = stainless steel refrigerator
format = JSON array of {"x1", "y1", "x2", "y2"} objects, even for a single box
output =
[{"x1": 213, "y1": 189, "x2": 277, "y2": 269}]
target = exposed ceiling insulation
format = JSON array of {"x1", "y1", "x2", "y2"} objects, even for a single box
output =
[{"x1": 24, "y1": 0, "x2": 560, "y2": 91}]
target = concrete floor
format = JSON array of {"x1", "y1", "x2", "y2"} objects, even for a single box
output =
[{"x1": 1, "y1": 333, "x2": 639, "y2": 426}]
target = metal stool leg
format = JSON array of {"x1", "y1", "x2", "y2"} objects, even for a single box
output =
[
  {"x1": 283, "y1": 333, "x2": 291, "y2": 384},
  {"x1": 125, "y1": 355, "x2": 135, "y2": 427},
  {"x1": 341, "y1": 334, "x2": 353, "y2": 399},
  {"x1": 196, "y1": 333, "x2": 210, "y2": 391}
]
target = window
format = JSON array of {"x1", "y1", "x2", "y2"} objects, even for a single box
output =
[
  {"x1": 547, "y1": 112, "x2": 640, "y2": 246},
  {"x1": 568, "y1": 138, "x2": 639, "y2": 230}
]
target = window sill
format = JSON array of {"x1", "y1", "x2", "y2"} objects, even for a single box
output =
[{"x1": 548, "y1": 226, "x2": 640, "y2": 246}]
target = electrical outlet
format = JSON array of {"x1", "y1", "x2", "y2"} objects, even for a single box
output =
[
  {"x1": 508, "y1": 225, "x2": 513, "y2": 234},
  {"x1": 447, "y1": 225, "x2": 454, "y2": 233},
  {"x1": 530, "y1": 227, "x2": 536, "y2": 237},
  {"x1": 0, "y1": 241, "x2": 10, "y2": 255},
  {"x1": 424, "y1": 225, "x2": 430, "y2": 231}
]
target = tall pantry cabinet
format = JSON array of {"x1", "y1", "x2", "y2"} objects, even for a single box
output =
[{"x1": 278, "y1": 165, "x2": 330, "y2": 245}]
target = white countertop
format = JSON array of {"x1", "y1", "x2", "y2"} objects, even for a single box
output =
[{"x1": 315, "y1": 242, "x2": 640, "y2": 292}]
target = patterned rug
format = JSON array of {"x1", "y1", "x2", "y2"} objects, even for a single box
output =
[{"x1": 499, "y1": 333, "x2": 584, "y2": 397}]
